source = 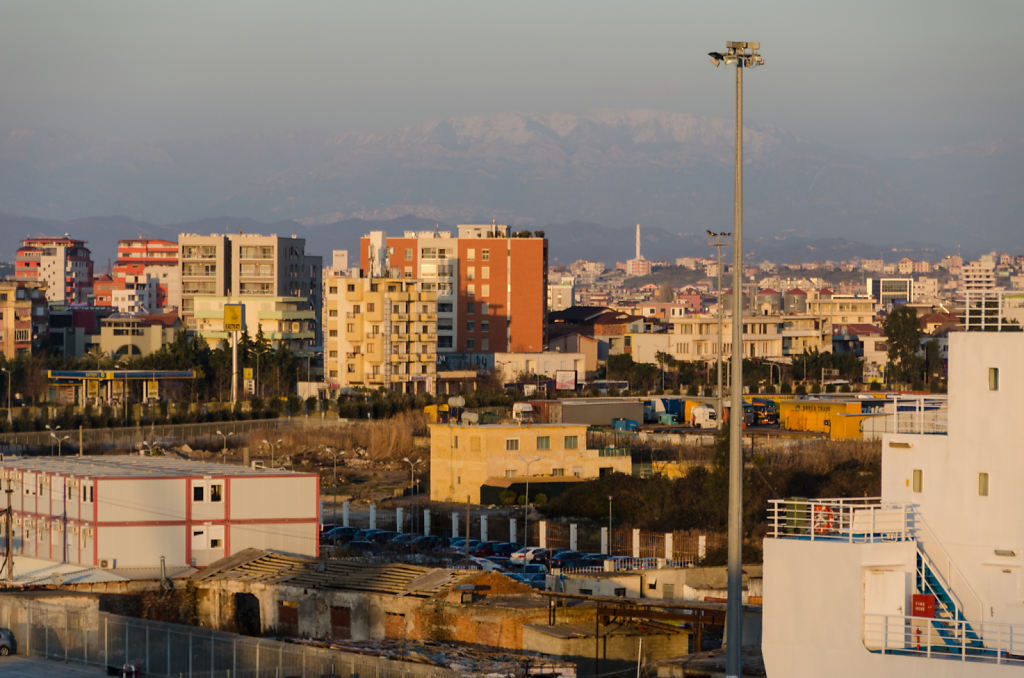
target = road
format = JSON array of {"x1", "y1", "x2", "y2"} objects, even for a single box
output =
[{"x1": 1, "y1": 655, "x2": 108, "y2": 677}]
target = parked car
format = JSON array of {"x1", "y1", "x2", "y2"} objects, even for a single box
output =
[
  {"x1": 0, "y1": 628, "x2": 14, "y2": 655},
  {"x1": 411, "y1": 535, "x2": 445, "y2": 552},
  {"x1": 366, "y1": 530, "x2": 398, "y2": 545},
  {"x1": 388, "y1": 533, "x2": 416, "y2": 549},
  {"x1": 491, "y1": 542, "x2": 522, "y2": 557},
  {"x1": 342, "y1": 540, "x2": 377, "y2": 555},
  {"x1": 470, "y1": 540, "x2": 503, "y2": 557},
  {"x1": 509, "y1": 546, "x2": 550, "y2": 564},
  {"x1": 549, "y1": 550, "x2": 586, "y2": 569},
  {"x1": 322, "y1": 526, "x2": 358, "y2": 545},
  {"x1": 451, "y1": 556, "x2": 502, "y2": 572}
]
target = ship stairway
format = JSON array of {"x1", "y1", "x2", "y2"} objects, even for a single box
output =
[{"x1": 916, "y1": 550, "x2": 988, "y2": 655}]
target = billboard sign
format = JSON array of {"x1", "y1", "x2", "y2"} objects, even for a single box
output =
[
  {"x1": 555, "y1": 369, "x2": 577, "y2": 391},
  {"x1": 223, "y1": 304, "x2": 244, "y2": 332}
]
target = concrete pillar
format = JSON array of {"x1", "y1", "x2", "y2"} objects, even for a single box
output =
[
  {"x1": 538, "y1": 521, "x2": 547, "y2": 549},
  {"x1": 664, "y1": 532, "x2": 674, "y2": 561},
  {"x1": 600, "y1": 526, "x2": 609, "y2": 555},
  {"x1": 569, "y1": 523, "x2": 578, "y2": 552},
  {"x1": 509, "y1": 518, "x2": 517, "y2": 544},
  {"x1": 342, "y1": 502, "x2": 350, "y2": 528},
  {"x1": 423, "y1": 509, "x2": 431, "y2": 536},
  {"x1": 480, "y1": 515, "x2": 488, "y2": 542},
  {"x1": 369, "y1": 504, "x2": 377, "y2": 530},
  {"x1": 396, "y1": 508, "x2": 404, "y2": 534},
  {"x1": 632, "y1": 528, "x2": 640, "y2": 558},
  {"x1": 451, "y1": 513, "x2": 459, "y2": 539},
  {"x1": 698, "y1": 534, "x2": 707, "y2": 561}
]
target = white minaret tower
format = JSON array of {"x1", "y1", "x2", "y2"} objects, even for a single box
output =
[{"x1": 635, "y1": 223, "x2": 642, "y2": 260}]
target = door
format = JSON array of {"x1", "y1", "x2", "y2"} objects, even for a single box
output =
[{"x1": 863, "y1": 567, "x2": 906, "y2": 650}]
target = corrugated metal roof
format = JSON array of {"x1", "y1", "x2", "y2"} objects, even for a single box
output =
[
  {"x1": 0, "y1": 455, "x2": 308, "y2": 479},
  {"x1": 193, "y1": 548, "x2": 464, "y2": 596}
]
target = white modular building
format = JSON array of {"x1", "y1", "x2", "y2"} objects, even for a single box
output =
[{"x1": 0, "y1": 456, "x2": 319, "y2": 569}]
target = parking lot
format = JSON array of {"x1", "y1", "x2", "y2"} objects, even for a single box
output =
[{"x1": 1, "y1": 655, "x2": 107, "y2": 677}]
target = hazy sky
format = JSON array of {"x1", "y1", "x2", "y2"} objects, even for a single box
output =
[{"x1": 1, "y1": 0, "x2": 1020, "y2": 155}]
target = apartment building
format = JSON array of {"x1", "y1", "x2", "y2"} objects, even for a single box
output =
[
  {"x1": 96, "y1": 312, "x2": 182, "y2": 359},
  {"x1": 960, "y1": 256, "x2": 997, "y2": 292},
  {"x1": 866, "y1": 277, "x2": 915, "y2": 306},
  {"x1": 664, "y1": 314, "x2": 786, "y2": 362},
  {"x1": 0, "y1": 280, "x2": 49, "y2": 358},
  {"x1": 96, "y1": 238, "x2": 181, "y2": 312},
  {"x1": 0, "y1": 456, "x2": 318, "y2": 568},
  {"x1": 15, "y1": 236, "x2": 94, "y2": 305},
  {"x1": 323, "y1": 272, "x2": 437, "y2": 394},
  {"x1": 807, "y1": 291, "x2": 876, "y2": 329},
  {"x1": 360, "y1": 224, "x2": 547, "y2": 357},
  {"x1": 429, "y1": 423, "x2": 631, "y2": 504},
  {"x1": 178, "y1": 233, "x2": 322, "y2": 346}
]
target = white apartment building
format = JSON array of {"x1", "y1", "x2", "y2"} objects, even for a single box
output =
[
  {"x1": 0, "y1": 456, "x2": 319, "y2": 569},
  {"x1": 961, "y1": 256, "x2": 998, "y2": 292}
]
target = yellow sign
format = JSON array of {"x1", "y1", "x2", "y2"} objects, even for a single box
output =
[
  {"x1": 147, "y1": 380, "x2": 159, "y2": 399},
  {"x1": 243, "y1": 368, "x2": 253, "y2": 381},
  {"x1": 86, "y1": 380, "x2": 99, "y2": 398},
  {"x1": 223, "y1": 304, "x2": 243, "y2": 332}
]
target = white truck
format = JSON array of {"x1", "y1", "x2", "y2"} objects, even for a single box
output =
[{"x1": 690, "y1": 405, "x2": 718, "y2": 429}]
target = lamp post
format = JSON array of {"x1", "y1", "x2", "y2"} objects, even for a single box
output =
[
  {"x1": 1, "y1": 367, "x2": 11, "y2": 426},
  {"x1": 707, "y1": 230, "x2": 731, "y2": 427},
  {"x1": 50, "y1": 432, "x2": 70, "y2": 457},
  {"x1": 607, "y1": 495, "x2": 613, "y2": 554},
  {"x1": 517, "y1": 455, "x2": 541, "y2": 546},
  {"x1": 262, "y1": 438, "x2": 283, "y2": 467},
  {"x1": 45, "y1": 424, "x2": 61, "y2": 456},
  {"x1": 216, "y1": 430, "x2": 234, "y2": 463},
  {"x1": 708, "y1": 40, "x2": 764, "y2": 678},
  {"x1": 325, "y1": 446, "x2": 347, "y2": 487}
]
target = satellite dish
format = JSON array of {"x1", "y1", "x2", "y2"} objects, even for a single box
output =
[
  {"x1": 448, "y1": 396, "x2": 466, "y2": 408},
  {"x1": 461, "y1": 412, "x2": 479, "y2": 425}
]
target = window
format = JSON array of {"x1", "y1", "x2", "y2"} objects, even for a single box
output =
[
  {"x1": 505, "y1": 469, "x2": 516, "y2": 478},
  {"x1": 466, "y1": 268, "x2": 475, "y2": 280},
  {"x1": 405, "y1": 248, "x2": 413, "y2": 260},
  {"x1": 481, "y1": 249, "x2": 490, "y2": 261},
  {"x1": 193, "y1": 485, "x2": 205, "y2": 502},
  {"x1": 989, "y1": 367, "x2": 999, "y2": 391},
  {"x1": 453, "y1": 436, "x2": 459, "y2": 449},
  {"x1": 367, "y1": 302, "x2": 375, "y2": 312},
  {"x1": 481, "y1": 320, "x2": 489, "y2": 332},
  {"x1": 552, "y1": 468, "x2": 565, "y2": 477},
  {"x1": 466, "y1": 301, "x2": 475, "y2": 313},
  {"x1": 466, "y1": 321, "x2": 475, "y2": 332},
  {"x1": 481, "y1": 338, "x2": 489, "y2": 350},
  {"x1": 210, "y1": 484, "x2": 223, "y2": 502},
  {"x1": 466, "y1": 248, "x2": 475, "y2": 261},
  {"x1": 438, "y1": 302, "x2": 453, "y2": 313},
  {"x1": 481, "y1": 266, "x2": 490, "y2": 279},
  {"x1": 505, "y1": 439, "x2": 519, "y2": 451},
  {"x1": 912, "y1": 469, "x2": 923, "y2": 493},
  {"x1": 466, "y1": 338, "x2": 475, "y2": 349},
  {"x1": 564, "y1": 435, "x2": 578, "y2": 449},
  {"x1": 537, "y1": 436, "x2": 550, "y2": 450},
  {"x1": 347, "y1": 283, "x2": 356, "y2": 292},
  {"x1": 480, "y1": 302, "x2": 489, "y2": 314},
  {"x1": 979, "y1": 472, "x2": 989, "y2": 496},
  {"x1": 481, "y1": 284, "x2": 490, "y2": 297}
]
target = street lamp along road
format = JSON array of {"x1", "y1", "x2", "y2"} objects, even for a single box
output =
[
  {"x1": 261, "y1": 438, "x2": 283, "y2": 467},
  {"x1": 50, "y1": 432, "x2": 70, "y2": 457},
  {"x1": 45, "y1": 424, "x2": 61, "y2": 456},
  {"x1": 708, "y1": 39, "x2": 764, "y2": 678},
  {"x1": 517, "y1": 455, "x2": 541, "y2": 547},
  {"x1": 216, "y1": 430, "x2": 234, "y2": 463},
  {"x1": 403, "y1": 456, "x2": 422, "y2": 534}
]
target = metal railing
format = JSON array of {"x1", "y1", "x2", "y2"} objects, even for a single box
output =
[
  {"x1": 0, "y1": 597, "x2": 453, "y2": 678},
  {"x1": 767, "y1": 498, "x2": 913, "y2": 542},
  {"x1": 888, "y1": 395, "x2": 948, "y2": 435},
  {"x1": 863, "y1": 613, "x2": 1024, "y2": 665},
  {"x1": 912, "y1": 509, "x2": 984, "y2": 627}
]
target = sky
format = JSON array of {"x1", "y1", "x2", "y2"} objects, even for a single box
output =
[{"x1": 1, "y1": 0, "x2": 1021, "y2": 156}]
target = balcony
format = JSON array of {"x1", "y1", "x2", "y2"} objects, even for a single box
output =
[{"x1": 767, "y1": 498, "x2": 912, "y2": 543}]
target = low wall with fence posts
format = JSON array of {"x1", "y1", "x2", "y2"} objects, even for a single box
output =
[
  {"x1": 0, "y1": 595, "x2": 454, "y2": 678},
  {"x1": 322, "y1": 500, "x2": 723, "y2": 565}
]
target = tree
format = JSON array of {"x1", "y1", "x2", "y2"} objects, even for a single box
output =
[{"x1": 883, "y1": 307, "x2": 922, "y2": 384}]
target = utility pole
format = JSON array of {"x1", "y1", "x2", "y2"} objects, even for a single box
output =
[
  {"x1": 4, "y1": 479, "x2": 13, "y2": 582},
  {"x1": 708, "y1": 40, "x2": 764, "y2": 678},
  {"x1": 708, "y1": 230, "x2": 731, "y2": 427}
]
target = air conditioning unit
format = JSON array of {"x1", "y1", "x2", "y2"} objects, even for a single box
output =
[{"x1": 98, "y1": 558, "x2": 114, "y2": 569}]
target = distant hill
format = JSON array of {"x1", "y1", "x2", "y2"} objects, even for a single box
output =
[{"x1": 1, "y1": 109, "x2": 1021, "y2": 257}]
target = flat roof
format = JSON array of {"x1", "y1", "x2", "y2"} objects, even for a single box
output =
[{"x1": 0, "y1": 455, "x2": 310, "y2": 479}]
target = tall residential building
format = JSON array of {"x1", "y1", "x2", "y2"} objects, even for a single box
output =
[
  {"x1": 193, "y1": 295, "x2": 316, "y2": 353},
  {"x1": 866, "y1": 277, "x2": 915, "y2": 307},
  {"x1": 960, "y1": 256, "x2": 997, "y2": 292},
  {"x1": 359, "y1": 224, "x2": 547, "y2": 357},
  {"x1": 15, "y1": 236, "x2": 94, "y2": 305},
  {"x1": 178, "y1": 233, "x2": 322, "y2": 347},
  {"x1": 108, "y1": 238, "x2": 180, "y2": 311},
  {"x1": 323, "y1": 272, "x2": 437, "y2": 394},
  {"x1": 0, "y1": 280, "x2": 49, "y2": 357},
  {"x1": 547, "y1": 274, "x2": 575, "y2": 312}
]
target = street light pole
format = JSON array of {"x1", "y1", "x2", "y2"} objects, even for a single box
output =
[
  {"x1": 517, "y1": 455, "x2": 540, "y2": 547},
  {"x1": 709, "y1": 40, "x2": 763, "y2": 678},
  {"x1": 51, "y1": 432, "x2": 70, "y2": 457},
  {"x1": 607, "y1": 495, "x2": 613, "y2": 554},
  {"x1": 45, "y1": 424, "x2": 60, "y2": 456},
  {"x1": 708, "y1": 230, "x2": 731, "y2": 427},
  {"x1": 216, "y1": 430, "x2": 234, "y2": 463},
  {"x1": 262, "y1": 438, "x2": 283, "y2": 467},
  {"x1": 403, "y1": 456, "x2": 421, "y2": 533}
]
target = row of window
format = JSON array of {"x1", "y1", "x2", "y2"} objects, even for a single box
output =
[
  {"x1": 505, "y1": 467, "x2": 579, "y2": 478},
  {"x1": 911, "y1": 469, "x2": 990, "y2": 496},
  {"x1": 503, "y1": 435, "x2": 578, "y2": 451}
]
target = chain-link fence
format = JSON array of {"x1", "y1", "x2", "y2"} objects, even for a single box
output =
[{"x1": 0, "y1": 597, "x2": 453, "y2": 678}]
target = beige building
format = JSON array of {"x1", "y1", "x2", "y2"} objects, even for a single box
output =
[
  {"x1": 807, "y1": 292, "x2": 875, "y2": 328},
  {"x1": 429, "y1": 423, "x2": 632, "y2": 504},
  {"x1": 664, "y1": 315, "x2": 786, "y2": 362},
  {"x1": 192, "y1": 296, "x2": 316, "y2": 352},
  {"x1": 96, "y1": 312, "x2": 182, "y2": 358},
  {"x1": 0, "y1": 280, "x2": 48, "y2": 358},
  {"x1": 323, "y1": 273, "x2": 437, "y2": 394}
]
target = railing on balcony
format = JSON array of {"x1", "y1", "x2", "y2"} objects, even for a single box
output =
[
  {"x1": 888, "y1": 395, "x2": 948, "y2": 435},
  {"x1": 863, "y1": 614, "x2": 1024, "y2": 665},
  {"x1": 767, "y1": 498, "x2": 914, "y2": 543}
]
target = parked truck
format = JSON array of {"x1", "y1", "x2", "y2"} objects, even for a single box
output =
[
  {"x1": 690, "y1": 405, "x2": 717, "y2": 429},
  {"x1": 612, "y1": 417, "x2": 640, "y2": 432}
]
